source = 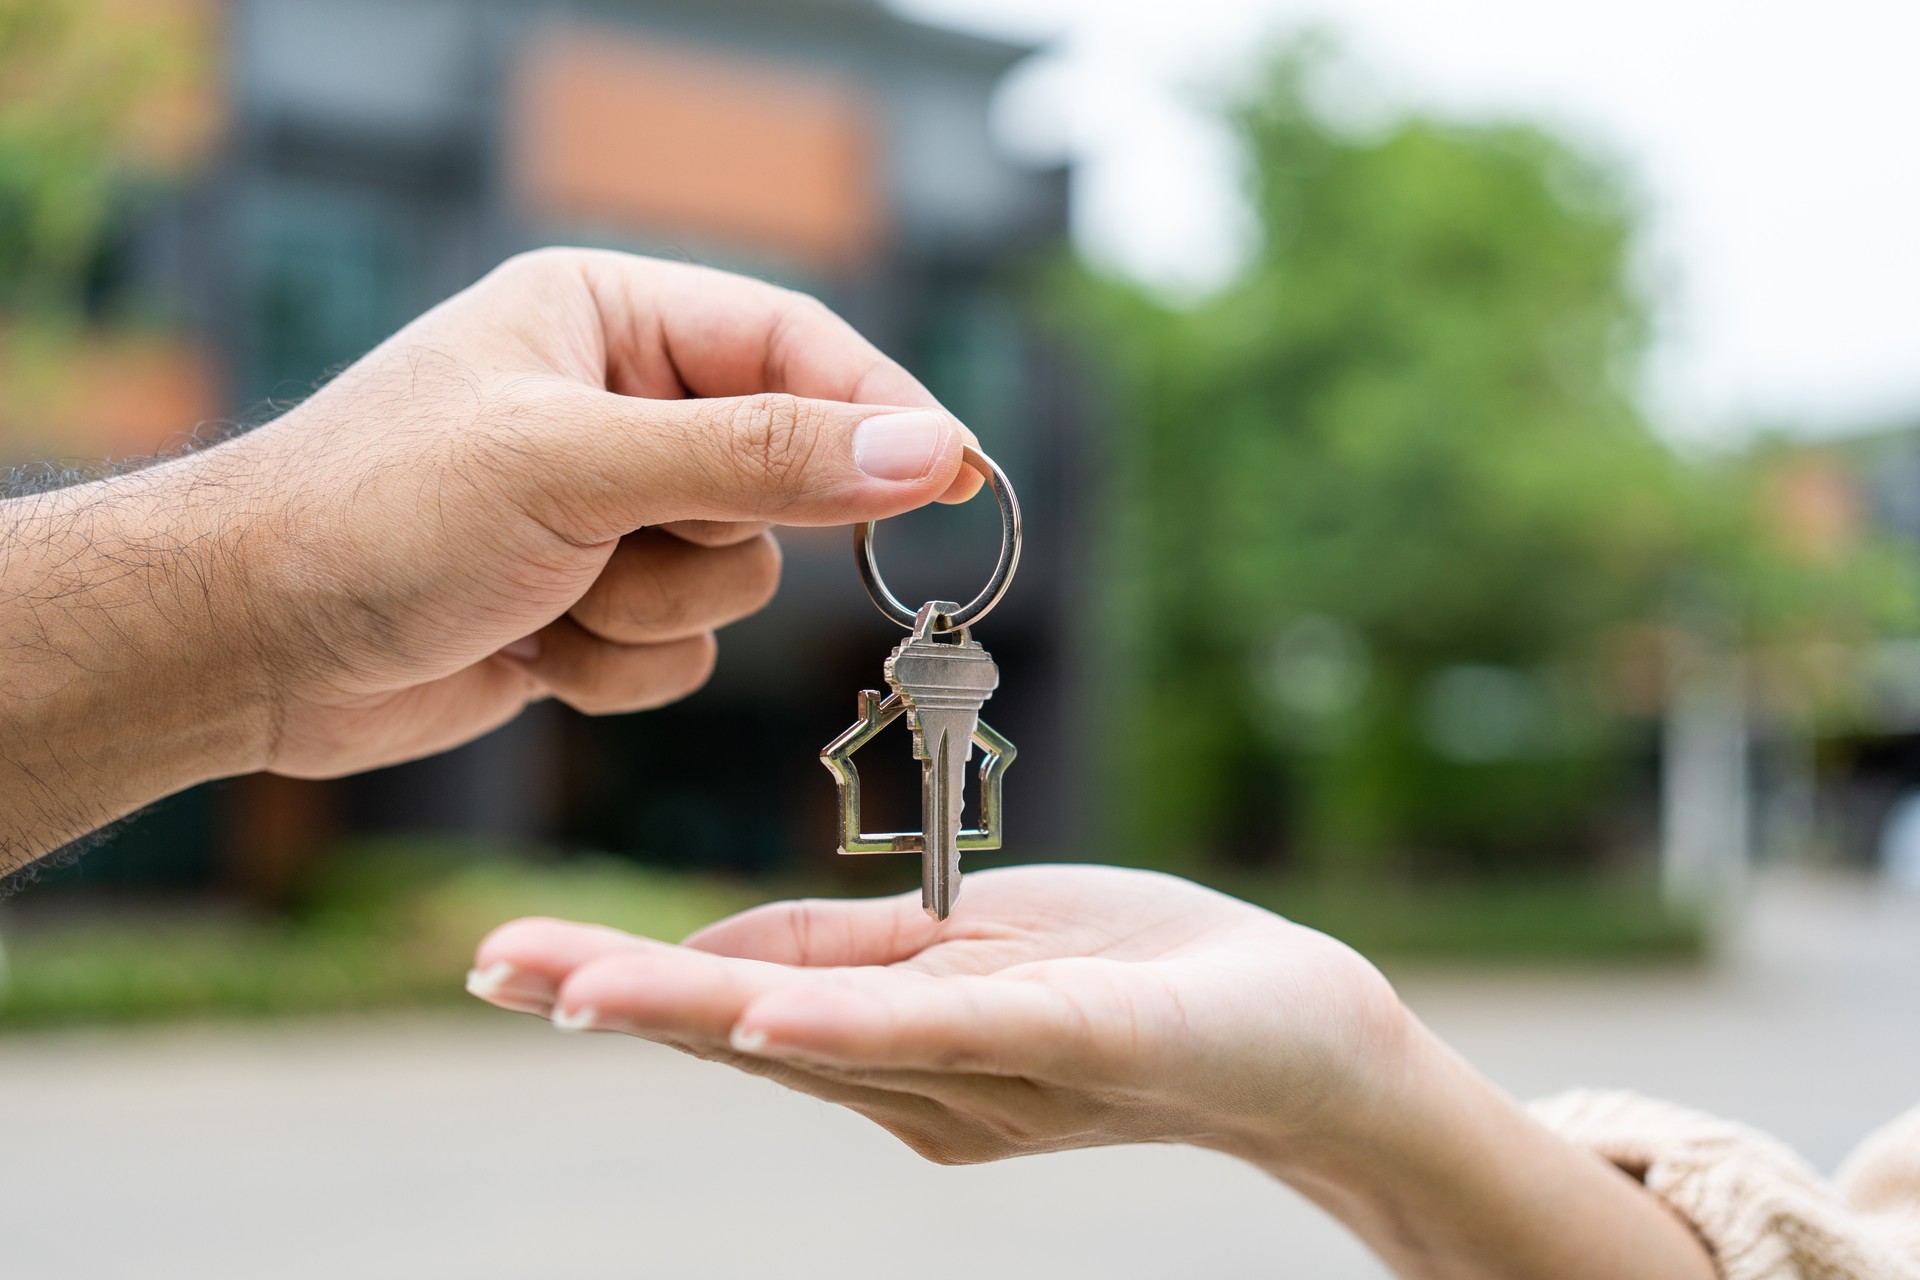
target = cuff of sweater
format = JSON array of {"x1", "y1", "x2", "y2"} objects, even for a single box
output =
[{"x1": 1530, "y1": 1089, "x2": 1916, "y2": 1280}]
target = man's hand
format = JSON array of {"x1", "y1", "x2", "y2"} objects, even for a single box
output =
[
  {"x1": 0, "y1": 249, "x2": 975, "y2": 865},
  {"x1": 469, "y1": 866, "x2": 1717, "y2": 1280},
  {"x1": 233, "y1": 249, "x2": 976, "y2": 777}
]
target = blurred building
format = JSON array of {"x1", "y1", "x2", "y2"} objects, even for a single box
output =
[
  {"x1": 52, "y1": 0, "x2": 1084, "y2": 899},
  {"x1": 1739, "y1": 427, "x2": 1920, "y2": 882}
]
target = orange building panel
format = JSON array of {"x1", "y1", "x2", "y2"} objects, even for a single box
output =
[{"x1": 510, "y1": 28, "x2": 885, "y2": 271}]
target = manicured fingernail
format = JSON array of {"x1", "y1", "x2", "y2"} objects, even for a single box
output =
[
  {"x1": 551, "y1": 1005, "x2": 599, "y2": 1032},
  {"x1": 854, "y1": 411, "x2": 948, "y2": 481},
  {"x1": 465, "y1": 962, "x2": 556, "y2": 1014},
  {"x1": 730, "y1": 1025, "x2": 769, "y2": 1053},
  {"x1": 465, "y1": 962, "x2": 517, "y2": 998},
  {"x1": 501, "y1": 635, "x2": 541, "y2": 661}
]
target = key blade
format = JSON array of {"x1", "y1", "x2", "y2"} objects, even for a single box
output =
[
  {"x1": 885, "y1": 623, "x2": 999, "y2": 921},
  {"x1": 917, "y1": 713, "x2": 973, "y2": 920}
]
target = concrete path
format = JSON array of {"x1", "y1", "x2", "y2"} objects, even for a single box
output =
[{"x1": 1, "y1": 873, "x2": 1916, "y2": 1279}]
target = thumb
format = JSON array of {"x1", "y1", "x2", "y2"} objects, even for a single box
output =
[{"x1": 513, "y1": 384, "x2": 971, "y2": 544}]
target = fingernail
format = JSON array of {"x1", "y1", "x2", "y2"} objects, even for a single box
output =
[
  {"x1": 501, "y1": 635, "x2": 541, "y2": 661},
  {"x1": 730, "y1": 1025, "x2": 769, "y2": 1054},
  {"x1": 854, "y1": 411, "x2": 948, "y2": 481},
  {"x1": 465, "y1": 962, "x2": 556, "y2": 1015},
  {"x1": 551, "y1": 1005, "x2": 599, "y2": 1033},
  {"x1": 465, "y1": 962, "x2": 517, "y2": 998}
]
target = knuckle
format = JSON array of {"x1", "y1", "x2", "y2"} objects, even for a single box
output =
[
  {"x1": 579, "y1": 539, "x2": 774, "y2": 644},
  {"x1": 725, "y1": 394, "x2": 822, "y2": 492},
  {"x1": 628, "y1": 570, "x2": 690, "y2": 635},
  {"x1": 565, "y1": 633, "x2": 714, "y2": 716},
  {"x1": 493, "y1": 246, "x2": 577, "y2": 283},
  {"x1": 783, "y1": 288, "x2": 833, "y2": 321},
  {"x1": 551, "y1": 644, "x2": 622, "y2": 716},
  {"x1": 573, "y1": 541, "x2": 682, "y2": 640}
]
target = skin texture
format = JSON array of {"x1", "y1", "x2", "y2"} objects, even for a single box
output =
[
  {"x1": 472, "y1": 866, "x2": 1719, "y2": 1280},
  {"x1": 0, "y1": 248, "x2": 978, "y2": 872}
]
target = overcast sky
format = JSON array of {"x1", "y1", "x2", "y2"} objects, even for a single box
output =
[{"x1": 891, "y1": 0, "x2": 1920, "y2": 445}]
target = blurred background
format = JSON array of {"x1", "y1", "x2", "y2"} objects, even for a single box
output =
[{"x1": 2, "y1": 1, "x2": 1918, "y2": 1277}]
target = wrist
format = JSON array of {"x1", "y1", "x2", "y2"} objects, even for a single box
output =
[
  {"x1": 1231, "y1": 1008, "x2": 1717, "y2": 1280},
  {"x1": 1210, "y1": 976, "x2": 1436, "y2": 1182},
  {"x1": 0, "y1": 451, "x2": 277, "y2": 862},
  {"x1": 1251, "y1": 1007, "x2": 1466, "y2": 1188},
  {"x1": 1226, "y1": 1009, "x2": 1508, "y2": 1272}
]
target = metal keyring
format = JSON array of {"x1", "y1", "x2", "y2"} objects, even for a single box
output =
[{"x1": 856, "y1": 444, "x2": 1021, "y2": 632}]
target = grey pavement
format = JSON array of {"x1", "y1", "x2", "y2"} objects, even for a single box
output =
[{"x1": 1, "y1": 872, "x2": 1916, "y2": 1279}]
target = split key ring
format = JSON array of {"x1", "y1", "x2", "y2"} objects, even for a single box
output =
[{"x1": 855, "y1": 444, "x2": 1022, "y2": 633}]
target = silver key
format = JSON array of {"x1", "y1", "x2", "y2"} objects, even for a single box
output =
[
  {"x1": 821, "y1": 599, "x2": 1015, "y2": 920},
  {"x1": 885, "y1": 602, "x2": 999, "y2": 918}
]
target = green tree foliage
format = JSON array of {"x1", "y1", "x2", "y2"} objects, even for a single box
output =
[{"x1": 1075, "y1": 45, "x2": 1903, "y2": 878}]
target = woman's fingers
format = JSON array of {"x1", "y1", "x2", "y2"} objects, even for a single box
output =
[
  {"x1": 553, "y1": 946, "x2": 800, "y2": 1042},
  {"x1": 469, "y1": 918, "x2": 1110, "y2": 1162},
  {"x1": 469, "y1": 917, "x2": 670, "y2": 1016},
  {"x1": 550, "y1": 942, "x2": 1092, "y2": 1081},
  {"x1": 683, "y1": 891, "x2": 938, "y2": 968},
  {"x1": 506, "y1": 617, "x2": 716, "y2": 714},
  {"x1": 731, "y1": 971, "x2": 1093, "y2": 1080},
  {"x1": 475, "y1": 919, "x2": 1064, "y2": 1089},
  {"x1": 568, "y1": 529, "x2": 780, "y2": 645}
]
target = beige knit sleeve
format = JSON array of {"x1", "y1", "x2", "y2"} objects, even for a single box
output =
[{"x1": 1529, "y1": 1091, "x2": 1920, "y2": 1280}]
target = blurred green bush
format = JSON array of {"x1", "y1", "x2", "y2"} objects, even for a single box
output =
[
  {"x1": 0, "y1": 842, "x2": 757, "y2": 1027},
  {"x1": 1241, "y1": 875, "x2": 1703, "y2": 963}
]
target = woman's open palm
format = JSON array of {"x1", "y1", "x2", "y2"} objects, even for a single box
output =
[{"x1": 469, "y1": 865, "x2": 1406, "y2": 1166}]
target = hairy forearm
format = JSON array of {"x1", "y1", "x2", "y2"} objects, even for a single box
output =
[
  {"x1": 1257, "y1": 1017, "x2": 1716, "y2": 1280},
  {"x1": 0, "y1": 451, "x2": 273, "y2": 871}
]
